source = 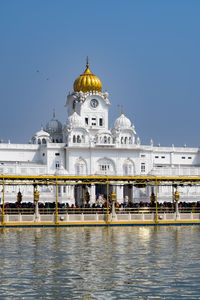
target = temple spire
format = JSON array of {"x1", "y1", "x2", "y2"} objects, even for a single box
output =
[{"x1": 86, "y1": 56, "x2": 89, "y2": 69}]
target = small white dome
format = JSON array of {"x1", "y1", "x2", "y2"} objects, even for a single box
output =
[
  {"x1": 114, "y1": 113, "x2": 131, "y2": 129},
  {"x1": 67, "y1": 112, "x2": 84, "y2": 128},
  {"x1": 46, "y1": 114, "x2": 62, "y2": 134},
  {"x1": 35, "y1": 129, "x2": 50, "y2": 137},
  {"x1": 32, "y1": 127, "x2": 51, "y2": 144}
]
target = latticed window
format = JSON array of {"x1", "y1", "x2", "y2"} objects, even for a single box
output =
[
  {"x1": 99, "y1": 164, "x2": 110, "y2": 174},
  {"x1": 141, "y1": 163, "x2": 145, "y2": 173},
  {"x1": 91, "y1": 117, "x2": 96, "y2": 126}
]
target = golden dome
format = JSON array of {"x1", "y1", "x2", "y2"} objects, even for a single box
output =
[{"x1": 73, "y1": 57, "x2": 102, "y2": 93}]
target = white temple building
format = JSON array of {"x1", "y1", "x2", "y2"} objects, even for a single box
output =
[{"x1": 1, "y1": 59, "x2": 200, "y2": 205}]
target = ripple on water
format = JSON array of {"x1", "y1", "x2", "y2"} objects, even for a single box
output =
[{"x1": 0, "y1": 226, "x2": 200, "y2": 299}]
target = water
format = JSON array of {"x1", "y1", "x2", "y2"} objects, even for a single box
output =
[{"x1": 0, "y1": 226, "x2": 200, "y2": 299}]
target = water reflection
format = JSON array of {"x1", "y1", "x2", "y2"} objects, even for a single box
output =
[{"x1": 0, "y1": 226, "x2": 200, "y2": 299}]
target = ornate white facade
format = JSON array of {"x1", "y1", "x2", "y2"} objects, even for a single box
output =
[{"x1": 1, "y1": 60, "x2": 200, "y2": 205}]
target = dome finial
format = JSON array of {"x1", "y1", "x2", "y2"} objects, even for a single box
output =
[
  {"x1": 74, "y1": 103, "x2": 76, "y2": 112},
  {"x1": 53, "y1": 109, "x2": 55, "y2": 119},
  {"x1": 121, "y1": 107, "x2": 124, "y2": 115},
  {"x1": 86, "y1": 56, "x2": 89, "y2": 69}
]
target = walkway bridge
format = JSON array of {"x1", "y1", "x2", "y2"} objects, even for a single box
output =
[{"x1": 1, "y1": 175, "x2": 200, "y2": 227}]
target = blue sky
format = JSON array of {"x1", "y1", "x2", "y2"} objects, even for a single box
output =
[{"x1": 0, "y1": 0, "x2": 200, "y2": 146}]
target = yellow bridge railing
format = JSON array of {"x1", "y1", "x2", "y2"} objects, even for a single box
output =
[{"x1": 3, "y1": 207, "x2": 200, "y2": 215}]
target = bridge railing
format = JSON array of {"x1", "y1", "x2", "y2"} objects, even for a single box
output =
[{"x1": 3, "y1": 207, "x2": 200, "y2": 215}]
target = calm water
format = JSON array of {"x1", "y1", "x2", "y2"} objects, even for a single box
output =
[{"x1": 0, "y1": 226, "x2": 200, "y2": 299}]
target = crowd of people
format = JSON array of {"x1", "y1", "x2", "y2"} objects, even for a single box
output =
[{"x1": 1, "y1": 199, "x2": 200, "y2": 214}]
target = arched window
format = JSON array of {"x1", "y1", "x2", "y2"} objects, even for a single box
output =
[
  {"x1": 73, "y1": 135, "x2": 76, "y2": 143},
  {"x1": 42, "y1": 138, "x2": 46, "y2": 144},
  {"x1": 121, "y1": 137, "x2": 123, "y2": 144},
  {"x1": 124, "y1": 137, "x2": 127, "y2": 144},
  {"x1": 77, "y1": 135, "x2": 81, "y2": 143},
  {"x1": 76, "y1": 164, "x2": 84, "y2": 175},
  {"x1": 85, "y1": 117, "x2": 89, "y2": 125},
  {"x1": 38, "y1": 139, "x2": 41, "y2": 145},
  {"x1": 104, "y1": 136, "x2": 107, "y2": 143},
  {"x1": 108, "y1": 137, "x2": 111, "y2": 144},
  {"x1": 123, "y1": 160, "x2": 134, "y2": 176},
  {"x1": 129, "y1": 137, "x2": 132, "y2": 144},
  {"x1": 99, "y1": 118, "x2": 103, "y2": 126},
  {"x1": 124, "y1": 164, "x2": 132, "y2": 175},
  {"x1": 98, "y1": 158, "x2": 115, "y2": 175},
  {"x1": 75, "y1": 159, "x2": 87, "y2": 175}
]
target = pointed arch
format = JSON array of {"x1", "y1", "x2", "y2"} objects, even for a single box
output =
[
  {"x1": 75, "y1": 157, "x2": 87, "y2": 175},
  {"x1": 123, "y1": 159, "x2": 135, "y2": 176}
]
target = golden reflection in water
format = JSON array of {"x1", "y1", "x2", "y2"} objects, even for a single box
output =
[
  {"x1": 1, "y1": 228, "x2": 6, "y2": 235},
  {"x1": 138, "y1": 227, "x2": 151, "y2": 244}
]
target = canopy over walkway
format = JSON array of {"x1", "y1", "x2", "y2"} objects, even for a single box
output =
[{"x1": 1, "y1": 175, "x2": 200, "y2": 185}]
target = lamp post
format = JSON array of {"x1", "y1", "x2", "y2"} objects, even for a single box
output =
[
  {"x1": 111, "y1": 189, "x2": 117, "y2": 220},
  {"x1": 34, "y1": 187, "x2": 40, "y2": 222},
  {"x1": 55, "y1": 179, "x2": 58, "y2": 224},
  {"x1": 106, "y1": 181, "x2": 110, "y2": 224},
  {"x1": 155, "y1": 181, "x2": 158, "y2": 223},
  {"x1": 174, "y1": 188, "x2": 180, "y2": 220},
  {"x1": 2, "y1": 178, "x2": 5, "y2": 225}
]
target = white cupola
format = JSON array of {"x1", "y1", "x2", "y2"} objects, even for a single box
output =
[
  {"x1": 32, "y1": 127, "x2": 51, "y2": 144},
  {"x1": 46, "y1": 111, "x2": 62, "y2": 134},
  {"x1": 114, "y1": 112, "x2": 131, "y2": 130},
  {"x1": 46, "y1": 111, "x2": 63, "y2": 143}
]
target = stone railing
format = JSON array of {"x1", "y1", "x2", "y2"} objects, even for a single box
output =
[{"x1": 2, "y1": 212, "x2": 200, "y2": 224}]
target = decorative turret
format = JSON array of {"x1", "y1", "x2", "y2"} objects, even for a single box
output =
[
  {"x1": 112, "y1": 110, "x2": 136, "y2": 146},
  {"x1": 114, "y1": 110, "x2": 132, "y2": 130},
  {"x1": 32, "y1": 127, "x2": 51, "y2": 145}
]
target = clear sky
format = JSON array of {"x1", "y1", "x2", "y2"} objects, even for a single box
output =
[{"x1": 0, "y1": 0, "x2": 200, "y2": 146}]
